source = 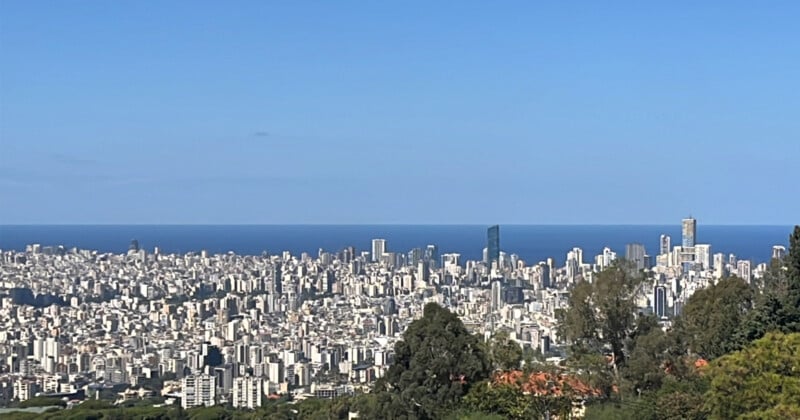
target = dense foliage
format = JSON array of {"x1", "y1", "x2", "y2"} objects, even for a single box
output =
[
  {"x1": 362, "y1": 302, "x2": 491, "y2": 419},
  {"x1": 705, "y1": 332, "x2": 800, "y2": 419},
  {"x1": 582, "y1": 225, "x2": 800, "y2": 419}
]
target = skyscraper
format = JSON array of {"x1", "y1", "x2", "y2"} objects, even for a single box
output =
[
  {"x1": 654, "y1": 285, "x2": 668, "y2": 319},
  {"x1": 713, "y1": 253, "x2": 726, "y2": 279},
  {"x1": 487, "y1": 225, "x2": 500, "y2": 265},
  {"x1": 682, "y1": 217, "x2": 697, "y2": 248},
  {"x1": 659, "y1": 235, "x2": 671, "y2": 255},
  {"x1": 371, "y1": 239, "x2": 387, "y2": 263},
  {"x1": 408, "y1": 248, "x2": 423, "y2": 266},
  {"x1": 417, "y1": 260, "x2": 429, "y2": 283},
  {"x1": 538, "y1": 262, "x2": 551, "y2": 289},
  {"x1": 681, "y1": 217, "x2": 697, "y2": 274},
  {"x1": 425, "y1": 245, "x2": 438, "y2": 265},
  {"x1": 490, "y1": 279, "x2": 502, "y2": 311},
  {"x1": 625, "y1": 243, "x2": 647, "y2": 270},
  {"x1": 270, "y1": 263, "x2": 282, "y2": 295}
]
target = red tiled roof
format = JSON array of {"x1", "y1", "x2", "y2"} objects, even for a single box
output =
[{"x1": 492, "y1": 370, "x2": 602, "y2": 398}]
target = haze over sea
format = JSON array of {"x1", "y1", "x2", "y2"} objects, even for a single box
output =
[{"x1": 0, "y1": 225, "x2": 791, "y2": 266}]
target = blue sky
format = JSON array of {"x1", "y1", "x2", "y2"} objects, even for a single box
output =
[{"x1": 1, "y1": 1, "x2": 798, "y2": 224}]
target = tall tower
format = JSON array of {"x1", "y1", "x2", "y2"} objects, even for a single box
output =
[
  {"x1": 371, "y1": 239, "x2": 387, "y2": 263},
  {"x1": 270, "y1": 263, "x2": 282, "y2": 295},
  {"x1": 659, "y1": 234, "x2": 671, "y2": 255},
  {"x1": 487, "y1": 225, "x2": 500, "y2": 265},
  {"x1": 654, "y1": 285, "x2": 668, "y2": 319},
  {"x1": 681, "y1": 217, "x2": 697, "y2": 275},
  {"x1": 490, "y1": 279, "x2": 503, "y2": 311},
  {"x1": 681, "y1": 217, "x2": 696, "y2": 248},
  {"x1": 625, "y1": 243, "x2": 647, "y2": 270}
]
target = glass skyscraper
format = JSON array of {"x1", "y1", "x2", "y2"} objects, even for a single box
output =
[
  {"x1": 682, "y1": 217, "x2": 697, "y2": 248},
  {"x1": 681, "y1": 217, "x2": 697, "y2": 275},
  {"x1": 487, "y1": 225, "x2": 500, "y2": 264}
]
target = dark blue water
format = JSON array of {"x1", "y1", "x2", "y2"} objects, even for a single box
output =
[{"x1": 0, "y1": 225, "x2": 792, "y2": 265}]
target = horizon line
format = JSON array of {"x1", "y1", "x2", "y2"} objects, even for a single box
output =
[{"x1": 1, "y1": 223, "x2": 795, "y2": 227}]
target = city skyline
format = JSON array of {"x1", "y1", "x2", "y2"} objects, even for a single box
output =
[
  {"x1": 1, "y1": 1, "x2": 798, "y2": 417},
  {"x1": 0, "y1": 222, "x2": 790, "y2": 266},
  {"x1": 2, "y1": 2, "x2": 799, "y2": 225}
]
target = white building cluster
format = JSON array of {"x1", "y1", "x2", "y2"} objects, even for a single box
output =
[{"x1": 0, "y1": 219, "x2": 778, "y2": 408}]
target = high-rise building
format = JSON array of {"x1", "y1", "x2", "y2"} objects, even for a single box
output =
[
  {"x1": 341, "y1": 246, "x2": 355, "y2": 264},
  {"x1": 268, "y1": 361, "x2": 284, "y2": 384},
  {"x1": 371, "y1": 239, "x2": 387, "y2": 263},
  {"x1": 538, "y1": 262, "x2": 551, "y2": 289},
  {"x1": 772, "y1": 245, "x2": 787, "y2": 260},
  {"x1": 625, "y1": 243, "x2": 647, "y2": 270},
  {"x1": 232, "y1": 376, "x2": 262, "y2": 409},
  {"x1": 681, "y1": 217, "x2": 697, "y2": 274},
  {"x1": 381, "y1": 252, "x2": 396, "y2": 268},
  {"x1": 442, "y1": 253, "x2": 461, "y2": 267},
  {"x1": 487, "y1": 225, "x2": 500, "y2": 265},
  {"x1": 182, "y1": 373, "x2": 217, "y2": 409},
  {"x1": 408, "y1": 248, "x2": 423, "y2": 266},
  {"x1": 490, "y1": 279, "x2": 503, "y2": 311},
  {"x1": 737, "y1": 260, "x2": 752, "y2": 283},
  {"x1": 574, "y1": 247, "x2": 584, "y2": 265},
  {"x1": 601, "y1": 247, "x2": 617, "y2": 269},
  {"x1": 269, "y1": 263, "x2": 282, "y2": 295},
  {"x1": 425, "y1": 245, "x2": 438, "y2": 265},
  {"x1": 659, "y1": 235, "x2": 671, "y2": 255},
  {"x1": 682, "y1": 217, "x2": 697, "y2": 248},
  {"x1": 694, "y1": 244, "x2": 711, "y2": 270},
  {"x1": 654, "y1": 285, "x2": 668, "y2": 319},
  {"x1": 713, "y1": 253, "x2": 726, "y2": 279},
  {"x1": 566, "y1": 249, "x2": 580, "y2": 281},
  {"x1": 417, "y1": 260, "x2": 429, "y2": 283}
]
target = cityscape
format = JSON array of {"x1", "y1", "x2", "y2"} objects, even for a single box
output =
[
  {"x1": 0, "y1": 218, "x2": 788, "y2": 414},
  {"x1": 2, "y1": 1, "x2": 799, "y2": 418}
]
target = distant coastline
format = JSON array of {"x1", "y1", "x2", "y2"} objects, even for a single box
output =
[{"x1": 0, "y1": 224, "x2": 791, "y2": 266}]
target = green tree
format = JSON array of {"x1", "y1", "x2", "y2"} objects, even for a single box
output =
[
  {"x1": 679, "y1": 276, "x2": 752, "y2": 359},
  {"x1": 622, "y1": 325, "x2": 669, "y2": 395},
  {"x1": 782, "y1": 226, "x2": 800, "y2": 332},
  {"x1": 375, "y1": 303, "x2": 491, "y2": 419},
  {"x1": 704, "y1": 332, "x2": 800, "y2": 419},
  {"x1": 463, "y1": 381, "x2": 534, "y2": 420},
  {"x1": 484, "y1": 330, "x2": 523, "y2": 371},
  {"x1": 652, "y1": 375, "x2": 709, "y2": 420},
  {"x1": 18, "y1": 396, "x2": 66, "y2": 408},
  {"x1": 557, "y1": 262, "x2": 645, "y2": 387}
]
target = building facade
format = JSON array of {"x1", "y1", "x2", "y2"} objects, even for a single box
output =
[
  {"x1": 182, "y1": 373, "x2": 216, "y2": 409},
  {"x1": 487, "y1": 225, "x2": 500, "y2": 265}
]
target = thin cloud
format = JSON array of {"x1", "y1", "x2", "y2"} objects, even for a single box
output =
[
  {"x1": 253, "y1": 131, "x2": 270, "y2": 137},
  {"x1": 49, "y1": 153, "x2": 100, "y2": 166}
]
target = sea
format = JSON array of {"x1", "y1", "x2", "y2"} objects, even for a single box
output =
[{"x1": 0, "y1": 225, "x2": 792, "y2": 266}]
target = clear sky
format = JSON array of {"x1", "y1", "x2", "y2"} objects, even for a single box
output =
[{"x1": 1, "y1": 1, "x2": 798, "y2": 224}]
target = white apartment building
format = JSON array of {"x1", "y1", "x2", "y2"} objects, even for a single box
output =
[
  {"x1": 694, "y1": 244, "x2": 711, "y2": 270},
  {"x1": 232, "y1": 375, "x2": 262, "y2": 409},
  {"x1": 13, "y1": 380, "x2": 36, "y2": 401},
  {"x1": 182, "y1": 373, "x2": 216, "y2": 409}
]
